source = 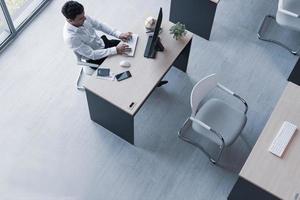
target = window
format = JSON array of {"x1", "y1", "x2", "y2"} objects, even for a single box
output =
[
  {"x1": 0, "y1": 7, "x2": 10, "y2": 43},
  {"x1": 0, "y1": 0, "x2": 50, "y2": 51},
  {"x1": 5, "y1": 0, "x2": 46, "y2": 27}
]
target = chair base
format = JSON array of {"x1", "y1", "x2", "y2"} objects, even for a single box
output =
[
  {"x1": 76, "y1": 67, "x2": 96, "y2": 91},
  {"x1": 76, "y1": 68, "x2": 85, "y2": 91},
  {"x1": 178, "y1": 118, "x2": 224, "y2": 165},
  {"x1": 77, "y1": 86, "x2": 85, "y2": 91},
  {"x1": 258, "y1": 15, "x2": 300, "y2": 55}
]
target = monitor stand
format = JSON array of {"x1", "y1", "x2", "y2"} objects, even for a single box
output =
[{"x1": 144, "y1": 36, "x2": 164, "y2": 58}]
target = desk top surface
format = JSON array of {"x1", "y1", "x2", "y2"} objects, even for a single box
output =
[
  {"x1": 84, "y1": 19, "x2": 192, "y2": 116},
  {"x1": 240, "y1": 82, "x2": 300, "y2": 200}
]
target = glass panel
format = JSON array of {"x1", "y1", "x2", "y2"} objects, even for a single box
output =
[
  {"x1": 4, "y1": 0, "x2": 45, "y2": 27},
  {"x1": 0, "y1": 7, "x2": 11, "y2": 44}
]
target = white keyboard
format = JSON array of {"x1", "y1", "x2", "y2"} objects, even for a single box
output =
[
  {"x1": 124, "y1": 34, "x2": 138, "y2": 57},
  {"x1": 268, "y1": 121, "x2": 297, "y2": 157}
]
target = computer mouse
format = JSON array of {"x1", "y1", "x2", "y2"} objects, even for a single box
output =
[{"x1": 120, "y1": 60, "x2": 131, "y2": 68}]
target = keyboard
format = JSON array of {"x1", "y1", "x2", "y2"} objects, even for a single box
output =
[
  {"x1": 268, "y1": 121, "x2": 297, "y2": 157},
  {"x1": 124, "y1": 34, "x2": 138, "y2": 57}
]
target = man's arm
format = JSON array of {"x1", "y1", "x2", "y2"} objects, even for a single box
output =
[
  {"x1": 69, "y1": 36, "x2": 117, "y2": 60},
  {"x1": 87, "y1": 16, "x2": 132, "y2": 41},
  {"x1": 87, "y1": 16, "x2": 121, "y2": 38}
]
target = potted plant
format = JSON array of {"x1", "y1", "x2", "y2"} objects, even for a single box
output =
[{"x1": 169, "y1": 22, "x2": 187, "y2": 40}]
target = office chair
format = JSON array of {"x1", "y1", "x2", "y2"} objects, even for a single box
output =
[
  {"x1": 258, "y1": 0, "x2": 300, "y2": 55},
  {"x1": 74, "y1": 52, "x2": 98, "y2": 90},
  {"x1": 178, "y1": 74, "x2": 248, "y2": 164}
]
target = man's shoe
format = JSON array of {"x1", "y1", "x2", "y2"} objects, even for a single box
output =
[{"x1": 157, "y1": 80, "x2": 168, "y2": 87}]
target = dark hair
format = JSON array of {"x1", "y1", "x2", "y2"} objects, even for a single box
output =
[{"x1": 61, "y1": 1, "x2": 84, "y2": 20}]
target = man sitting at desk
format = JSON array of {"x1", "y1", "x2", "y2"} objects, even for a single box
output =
[
  {"x1": 62, "y1": 0, "x2": 131, "y2": 66},
  {"x1": 62, "y1": 1, "x2": 168, "y2": 87}
]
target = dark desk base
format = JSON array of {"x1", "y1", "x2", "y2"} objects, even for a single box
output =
[
  {"x1": 288, "y1": 57, "x2": 300, "y2": 86},
  {"x1": 170, "y1": 0, "x2": 217, "y2": 40},
  {"x1": 172, "y1": 39, "x2": 192, "y2": 72},
  {"x1": 228, "y1": 177, "x2": 280, "y2": 200},
  {"x1": 85, "y1": 39, "x2": 192, "y2": 145},
  {"x1": 86, "y1": 89, "x2": 134, "y2": 144}
]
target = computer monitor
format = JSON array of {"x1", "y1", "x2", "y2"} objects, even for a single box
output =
[{"x1": 144, "y1": 8, "x2": 164, "y2": 58}]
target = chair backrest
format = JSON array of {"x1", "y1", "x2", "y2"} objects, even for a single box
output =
[
  {"x1": 73, "y1": 51, "x2": 82, "y2": 62},
  {"x1": 276, "y1": 0, "x2": 300, "y2": 31},
  {"x1": 72, "y1": 51, "x2": 96, "y2": 75},
  {"x1": 190, "y1": 74, "x2": 218, "y2": 116}
]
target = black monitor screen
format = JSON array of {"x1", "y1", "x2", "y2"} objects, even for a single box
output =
[
  {"x1": 144, "y1": 7, "x2": 164, "y2": 58},
  {"x1": 151, "y1": 7, "x2": 162, "y2": 46}
]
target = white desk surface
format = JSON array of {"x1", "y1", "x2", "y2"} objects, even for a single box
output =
[
  {"x1": 84, "y1": 19, "x2": 192, "y2": 116},
  {"x1": 240, "y1": 82, "x2": 300, "y2": 200}
]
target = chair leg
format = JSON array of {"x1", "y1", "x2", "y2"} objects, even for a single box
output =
[
  {"x1": 178, "y1": 118, "x2": 224, "y2": 165},
  {"x1": 77, "y1": 68, "x2": 85, "y2": 91},
  {"x1": 178, "y1": 118, "x2": 192, "y2": 136},
  {"x1": 210, "y1": 142, "x2": 225, "y2": 164},
  {"x1": 240, "y1": 134, "x2": 252, "y2": 151}
]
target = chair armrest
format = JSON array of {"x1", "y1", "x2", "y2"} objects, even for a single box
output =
[
  {"x1": 217, "y1": 83, "x2": 248, "y2": 114},
  {"x1": 77, "y1": 60, "x2": 99, "y2": 68},
  {"x1": 217, "y1": 83, "x2": 234, "y2": 95},
  {"x1": 190, "y1": 117, "x2": 211, "y2": 130},
  {"x1": 233, "y1": 93, "x2": 248, "y2": 114},
  {"x1": 278, "y1": 8, "x2": 300, "y2": 18},
  {"x1": 190, "y1": 117, "x2": 225, "y2": 145}
]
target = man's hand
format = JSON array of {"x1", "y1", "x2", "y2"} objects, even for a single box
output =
[
  {"x1": 116, "y1": 43, "x2": 130, "y2": 54},
  {"x1": 119, "y1": 32, "x2": 132, "y2": 42}
]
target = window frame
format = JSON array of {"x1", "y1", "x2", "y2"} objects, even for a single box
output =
[{"x1": 0, "y1": 0, "x2": 51, "y2": 53}]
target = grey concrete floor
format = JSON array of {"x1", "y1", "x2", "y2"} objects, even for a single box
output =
[{"x1": 0, "y1": 0, "x2": 298, "y2": 199}]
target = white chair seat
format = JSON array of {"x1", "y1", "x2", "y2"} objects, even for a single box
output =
[{"x1": 192, "y1": 98, "x2": 247, "y2": 146}]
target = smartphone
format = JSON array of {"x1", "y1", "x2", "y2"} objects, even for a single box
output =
[{"x1": 115, "y1": 71, "x2": 132, "y2": 81}]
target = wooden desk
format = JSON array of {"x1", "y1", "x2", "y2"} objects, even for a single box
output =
[
  {"x1": 230, "y1": 82, "x2": 300, "y2": 200},
  {"x1": 84, "y1": 19, "x2": 193, "y2": 144}
]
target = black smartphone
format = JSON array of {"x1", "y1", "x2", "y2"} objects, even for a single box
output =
[{"x1": 115, "y1": 71, "x2": 132, "y2": 81}]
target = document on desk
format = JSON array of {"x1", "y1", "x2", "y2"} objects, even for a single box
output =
[{"x1": 96, "y1": 68, "x2": 115, "y2": 81}]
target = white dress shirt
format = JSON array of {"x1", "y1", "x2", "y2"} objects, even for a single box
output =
[{"x1": 63, "y1": 15, "x2": 121, "y2": 60}]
